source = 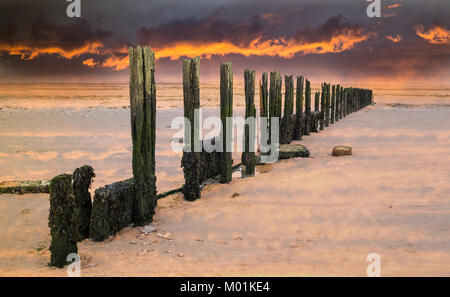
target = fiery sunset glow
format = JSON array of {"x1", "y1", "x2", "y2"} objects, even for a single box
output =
[
  {"x1": 415, "y1": 25, "x2": 450, "y2": 44},
  {"x1": 0, "y1": 0, "x2": 448, "y2": 84}
]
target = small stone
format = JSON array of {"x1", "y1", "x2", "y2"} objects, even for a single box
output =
[
  {"x1": 139, "y1": 249, "x2": 149, "y2": 256},
  {"x1": 166, "y1": 249, "x2": 171, "y2": 254},
  {"x1": 231, "y1": 193, "x2": 240, "y2": 198},
  {"x1": 177, "y1": 253, "x2": 184, "y2": 257},
  {"x1": 332, "y1": 146, "x2": 352, "y2": 157},
  {"x1": 87, "y1": 263, "x2": 97, "y2": 268},
  {"x1": 21, "y1": 209, "x2": 31, "y2": 215},
  {"x1": 279, "y1": 144, "x2": 310, "y2": 159},
  {"x1": 163, "y1": 233, "x2": 172, "y2": 239},
  {"x1": 141, "y1": 225, "x2": 157, "y2": 234},
  {"x1": 157, "y1": 233, "x2": 164, "y2": 238},
  {"x1": 129, "y1": 241, "x2": 137, "y2": 244}
]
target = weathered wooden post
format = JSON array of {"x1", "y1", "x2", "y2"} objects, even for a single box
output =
[
  {"x1": 331, "y1": 85, "x2": 335, "y2": 124},
  {"x1": 260, "y1": 73, "x2": 269, "y2": 153},
  {"x1": 320, "y1": 83, "x2": 325, "y2": 130},
  {"x1": 281, "y1": 75, "x2": 294, "y2": 144},
  {"x1": 269, "y1": 71, "x2": 282, "y2": 145},
  {"x1": 343, "y1": 88, "x2": 347, "y2": 117},
  {"x1": 335, "y1": 85, "x2": 340, "y2": 122},
  {"x1": 72, "y1": 165, "x2": 95, "y2": 241},
  {"x1": 182, "y1": 57, "x2": 201, "y2": 201},
  {"x1": 243, "y1": 69, "x2": 256, "y2": 176},
  {"x1": 129, "y1": 46, "x2": 157, "y2": 224},
  {"x1": 49, "y1": 174, "x2": 78, "y2": 268},
  {"x1": 304, "y1": 79, "x2": 311, "y2": 135},
  {"x1": 340, "y1": 86, "x2": 343, "y2": 119},
  {"x1": 220, "y1": 62, "x2": 233, "y2": 183},
  {"x1": 325, "y1": 83, "x2": 330, "y2": 127},
  {"x1": 312, "y1": 91, "x2": 320, "y2": 132},
  {"x1": 294, "y1": 76, "x2": 304, "y2": 140}
]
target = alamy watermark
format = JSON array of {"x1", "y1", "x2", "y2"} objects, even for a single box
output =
[
  {"x1": 170, "y1": 109, "x2": 280, "y2": 163},
  {"x1": 366, "y1": 253, "x2": 381, "y2": 277},
  {"x1": 366, "y1": 0, "x2": 381, "y2": 18},
  {"x1": 66, "y1": 253, "x2": 81, "y2": 277},
  {"x1": 66, "y1": 0, "x2": 81, "y2": 18}
]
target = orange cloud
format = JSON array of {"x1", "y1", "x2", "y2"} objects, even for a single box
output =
[
  {"x1": 82, "y1": 58, "x2": 98, "y2": 68},
  {"x1": 386, "y1": 34, "x2": 402, "y2": 43},
  {"x1": 415, "y1": 25, "x2": 450, "y2": 44},
  {"x1": 386, "y1": 3, "x2": 402, "y2": 9},
  {"x1": 0, "y1": 41, "x2": 104, "y2": 60}
]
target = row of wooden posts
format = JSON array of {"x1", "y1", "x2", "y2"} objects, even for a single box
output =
[{"x1": 47, "y1": 46, "x2": 373, "y2": 267}]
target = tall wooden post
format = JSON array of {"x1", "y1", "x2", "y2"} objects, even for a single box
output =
[
  {"x1": 294, "y1": 76, "x2": 304, "y2": 140},
  {"x1": 259, "y1": 73, "x2": 269, "y2": 153},
  {"x1": 49, "y1": 174, "x2": 78, "y2": 268},
  {"x1": 331, "y1": 85, "x2": 335, "y2": 124},
  {"x1": 243, "y1": 69, "x2": 256, "y2": 176},
  {"x1": 72, "y1": 165, "x2": 95, "y2": 241},
  {"x1": 340, "y1": 86, "x2": 344, "y2": 119},
  {"x1": 320, "y1": 83, "x2": 325, "y2": 130},
  {"x1": 281, "y1": 75, "x2": 294, "y2": 144},
  {"x1": 129, "y1": 46, "x2": 157, "y2": 224},
  {"x1": 182, "y1": 57, "x2": 201, "y2": 201},
  {"x1": 304, "y1": 79, "x2": 311, "y2": 135},
  {"x1": 220, "y1": 62, "x2": 233, "y2": 183},
  {"x1": 335, "y1": 85, "x2": 340, "y2": 122},
  {"x1": 269, "y1": 71, "x2": 282, "y2": 145},
  {"x1": 325, "y1": 83, "x2": 330, "y2": 127},
  {"x1": 312, "y1": 91, "x2": 320, "y2": 132}
]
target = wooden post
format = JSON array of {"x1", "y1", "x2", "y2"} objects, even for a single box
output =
[
  {"x1": 129, "y1": 46, "x2": 157, "y2": 224},
  {"x1": 243, "y1": 69, "x2": 256, "y2": 176},
  {"x1": 72, "y1": 165, "x2": 95, "y2": 241},
  {"x1": 220, "y1": 62, "x2": 233, "y2": 183},
  {"x1": 269, "y1": 71, "x2": 282, "y2": 145},
  {"x1": 331, "y1": 85, "x2": 335, "y2": 124},
  {"x1": 294, "y1": 76, "x2": 304, "y2": 140},
  {"x1": 343, "y1": 88, "x2": 347, "y2": 117},
  {"x1": 304, "y1": 79, "x2": 311, "y2": 135},
  {"x1": 340, "y1": 86, "x2": 343, "y2": 119},
  {"x1": 312, "y1": 91, "x2": 320, "y2": 132},
  {"x1": 49, "y1": 174, "x2": 78, "y2": 268},
  {"x1": 259, "y1": 73, "x2": 269, "y2": 153},
  {"x1": 320, "y1": 83, "x2": 325, "y2": 130},
  {"x1": 182, "y1": 57, "x2": 201, "y2": 201},
  {"x1": 281, "y1": 75, "x2": 294, "y2": 144},
  {"x1": 325, "y1": 83, "x2": 330, "y2": 127},
  {"x1": 335, "y1": 85, "x2": 340, "y2": 122}
]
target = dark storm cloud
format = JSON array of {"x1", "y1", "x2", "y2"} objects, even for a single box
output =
[
  {"x1": 0, "y1": 0, "x2": 448, "y2": 84},
  {"x1": 137, "y1": 9, "x2": 266, "y2": 47}
]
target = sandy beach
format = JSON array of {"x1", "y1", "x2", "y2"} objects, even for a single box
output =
[{"x1": 1, "y1": 103, "x2": 449, "y2": 276}]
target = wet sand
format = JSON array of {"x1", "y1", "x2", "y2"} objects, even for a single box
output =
[{"x1": 1, "y1": 104, "x2": 449, "y2": 276}]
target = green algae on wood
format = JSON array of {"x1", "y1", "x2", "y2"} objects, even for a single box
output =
[
  {"x1": 281, "y1": 75, "x2": 294, "y2": 144},
  {"x1": 48, "y1": 174, "x2": 78, "y2": 268},
  {"x1": 242, "y1": 69, "x2": 256, "y2": 176},
  {"x1": 220, "y1": 62, "x2": 233, "y2": 183},
  {"x1": 304, "y1": 79, "x2": 311, "y2": 135},
  {"x1": 72, "y1": 165, "x2": 95, "y2": 241},
  {"x1": 294, "y1": 76, "x2": 304, "y2": 140},
  {"x1": 182, "y1": 57, "x2": 201, "y2": 201},
  {"x1": 129, "y1": 46, "x2": 157, "y2": 226}
]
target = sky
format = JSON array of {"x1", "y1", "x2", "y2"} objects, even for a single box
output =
[{"x1": 0, "y1": 0, "x2": 449, "y2": 85}]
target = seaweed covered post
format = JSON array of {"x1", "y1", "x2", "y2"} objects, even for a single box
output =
[
  {"x1": 72, "y1": 165, "x2": 95, "y2": 241},
  {"x1": 220, "y1": 62, "x2": 233, "y2": 183},
  {"x1": 129, "y1": 46, "x2": 157, "y2": 225},
  {"x1": 49, "y1": 174, "x2": 78, "y2": 268},
  {"x1": 320, "y1": 83, "x2": 325, "y2": 130},
  {"x1": 269, "y1": 71, "x2": 282, "y2": 145},
  {"x1": 294, "y1": 76, "x2": 304, "y2": 140},
  {"x1": 304, "y1": 79, "x2": 311, "y2": 135},
  {"x1": 340, "y1": 86, "x2": 344, "y2": 119},
  {"x1": 335, "y1": 85, "x2": 340, "y2": 122},
  {"x1": 325, "y1": 83, "x2": 330, "y2": 127},
  {"x1": 242, "y1": 69, "x2": 256, "y2": 176},
  {"x1": 281, "y1": 75, "x2": 294, "y2": 144},
  {"x1": 182, "y1": 57, "x2": 201, "y2": 201},
  {"x1": 331, "y1": 85, "x2": 335, "y2": 124},
  {"x1": 312, "y1": 91, "x2": 320, "y2": 132},
  {"x1": 259, "y1": 73, "x2": 269, "y2": 154}
]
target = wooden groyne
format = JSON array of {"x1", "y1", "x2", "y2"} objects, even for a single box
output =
[{"x1": 47, "y1": 47, "x2": 373, "y2": 267}]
